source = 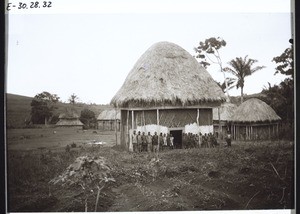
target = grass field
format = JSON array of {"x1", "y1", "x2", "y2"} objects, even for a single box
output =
[
  {"x1": 6, "y1": 128, "x2": 294, "y2": 212},
  {"x1": 6, "y1": 93, "x2": 112, "y2": 128}
]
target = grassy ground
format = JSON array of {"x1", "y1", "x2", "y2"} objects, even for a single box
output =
[
  {"x1": 6, "y1": 93, "x2": 112, "y2": 128},
  {"x1": 6, "y1": 128, "x2": 294, "y2": 212}
]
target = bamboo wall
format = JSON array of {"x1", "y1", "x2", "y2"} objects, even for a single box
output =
[{"x1": 231, "y1": 122, "x2": 280, "y2": 141}]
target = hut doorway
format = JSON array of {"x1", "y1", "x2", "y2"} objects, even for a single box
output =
[{"x1": 170, "y1": 130, "x2": 183, "y2": 149}]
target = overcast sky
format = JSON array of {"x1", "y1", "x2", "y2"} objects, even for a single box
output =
[{"x1": 6, "y1": 0, "x2": 292, "y2": 104}]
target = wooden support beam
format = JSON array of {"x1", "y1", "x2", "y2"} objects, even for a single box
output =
[
  {"x1": 126, "y1": 110, "x2": 129, "y2": 149},
  {"x1": 157, "y1": 109, "x2": 160, "y2": 151}
]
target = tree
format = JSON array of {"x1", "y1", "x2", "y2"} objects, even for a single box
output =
[
  {"x1": 80, "y1": 109, "x2": 96, "y2": 129},
  {"x1": 216, "y1": 77, "x2": 236, "y2": 94},
  {"x1": 68, "y1": 93, "x2": 79, "y2": 105},
  {"x1": 263, "y1": 45, "x2": 294, "y2": 125},
  {"x1": 30, "y1": 91, "x2": 60, "y2": 124},
  {"x1": 194, "y1": 37, "x2": 231, "y2": 98},
  {"x1": 272, "y1": 46, "x2": 294, "y2": 79},
  {"x1": 224, "y1": 55, "x2": 265, "y2": 104}
]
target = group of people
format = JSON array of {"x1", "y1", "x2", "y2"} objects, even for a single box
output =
[
  {"x1": 182, "y1": 132, "x2": 219, "y2": 149},
  {"x1": 131, "y1": 131, "x2": 174, "y2": 153},
  {"x1": 130, "y1": 130, "x2": 232, "y2": 153}
]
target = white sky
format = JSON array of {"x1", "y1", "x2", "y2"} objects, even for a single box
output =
[{"x1": 6, "y1": 0, "x2": 292, "y2": 104}]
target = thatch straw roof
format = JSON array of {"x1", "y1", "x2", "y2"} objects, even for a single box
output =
[
  {"x1": 213, "y1": 102, "x2": 237, "y2": 121},
  {"x1": 97, "y1": 109, "x2": 120, "y2": 121},
  {"x1": 111, "y1": 41, "x2": 226, "y2": 108},
  {"x1": 231, "y1": 98, "x2": 281, "y2": 122},
  {"x1": 56, "y1": 119, "x2": 84, "y2": 126},
  {"x1": 59, "y1": 111, "x2": 80, "y2": 119}
]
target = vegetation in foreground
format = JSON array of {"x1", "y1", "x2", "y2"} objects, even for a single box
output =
[{"x1": 7, "y1": 136, "x2": 294, "y2": 212}]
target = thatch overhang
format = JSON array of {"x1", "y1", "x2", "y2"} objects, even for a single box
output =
[
  {"x1": 231, "y1": 98, "x2": 281, "y2": 123},
  {"x1": 110, "y1": 41, "x2": 226, "y2": 109},
  {"x1": 97, "y1": 110, "x2": 121, "y2": 121}
]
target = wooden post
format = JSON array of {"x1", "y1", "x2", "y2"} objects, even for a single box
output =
[
  {"x1": 268, "y1": 125, "x2": 271, "y2": 140},
  {"x1": 131, "y1": 110, "x2": 134, "y2": 130},
  {"x1": 126, "y1": 110, "x2": 129, "y2": 150},
  {"x1": 197, "y1": 108, "x2": 199, "y2": 126},
  {"x1": 115, "y1": 108, "x2": 118, "y2": 146},
  {"x1": 157, "y1": 109, "x2": 160, "y2": 151},
  {"x1": 251, "y1": 126, "x2": 253, "y2": 140},
  {"x1": 218, "y1": 107, "x2": 221, "y2": 139}
]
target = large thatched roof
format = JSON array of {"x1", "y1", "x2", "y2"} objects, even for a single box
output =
[
  {"x1": 213, "y1": 102, "x2": 237, "y2": 121},
  {"x1": 231, "y1": 98, "x2": 281, "y2": 122},
  {"x1": 97, "y1": 109, "x2": 120, "y2": 121},
  {"x1": 111, "y1": 41, "x2": 226, "y2": 108}
]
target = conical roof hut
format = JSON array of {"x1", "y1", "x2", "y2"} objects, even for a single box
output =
[
  {"x1": 56, "y1": 110, "x2": 84, "y2": 128},
  {"x1": 111, "y1": 41, "x2": 226, "y2": 108},
  {"x1": 232, "y1": 98, "x2": 281, "y2": 122},
  {"x1": 231, "y1": 98, "x2": 281, "y2": 140},
  {"x1": 111, "y1": 41, "x2": 226, "y2": 150}
]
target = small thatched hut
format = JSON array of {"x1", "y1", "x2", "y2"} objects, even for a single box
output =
[
  {"x1": 231, "y1": 98, "x2": 281, "y2": 140},
  {"x1": 110, "y1": 41, "x2": 226, "y2": 149},
  {"x1": 213, "y1": 102, "x2": 237, "y2": 139},
  {"x1": 56, "y1": 110, "x2": 83, "y2": 129},
  {"x1": 97, "y1": 109, "x2": 121, "y2": 131}
]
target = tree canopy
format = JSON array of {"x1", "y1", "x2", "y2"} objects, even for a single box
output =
[
  {"x1": 68, "y1": 93, "x2": 79, "y2": 105},
  {"x1": 224, "y1": 55, "x2": 265, "y2": 103},
  {"x1": 272, "y1": 46, "x2": 294, "y2": 78},
  {"x1": 80, "y1": 108, "x2": 96, "y2": 129},
  {"x1": 30, "y1": 91, "x2": 60, "y2": 124}
]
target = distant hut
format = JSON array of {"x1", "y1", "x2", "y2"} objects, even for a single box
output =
[
  {"x1": 97, "y1": 109, "x2": 121, "y2": 131},
  {"x1": 231, "y1": 98, "x2": 281, "y2": 140},
  {"x1": 110, "y1": 41, "x2": 226, "y2": 149},
  {"x1": 56, "y1": 110, "x2": 83, "y2": 129},
  {"x1": 213, "y1": 102, "x2": 237, "y2": 139}
]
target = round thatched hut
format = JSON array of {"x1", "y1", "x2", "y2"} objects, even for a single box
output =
[
  {"x1": 231, "y1": 98, "x2": 281, "y2": 140},
  {"x1": 56, "y1": 110, "x2": 83, "y2": 129},
  {"x1": 110, "y1": 41, "x2": 226, "y2": 149},
  {"x1": 213, "y1": 102, "x2": 237, "y2": 139}
]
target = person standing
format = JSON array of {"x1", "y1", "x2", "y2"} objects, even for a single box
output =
[
  {"x1": 162, "y1": 133, "x2": 168, "y2": 151},
  {"x1": 132, "y1": 130, "x2": 137, "y2": 152},
  {"x1": 226, "y1": 131, "x2": 232, "y2": 147},
  {"x1": 159, "y1": 133, "x2": 164, "y2": 151},
  {"x1": 152, "y1": 132, "x2": 158, "y2": 152},
  {"x1": 146, "y1": 132, "x2": 152, "y2": 152},
  {"x1": 137, "y1": 131, "x2": 143, "y2": 152},
  {"x1": 141, "y1": 132, "x2": 147, "y2": 152},
  {"x1": 170, "y1": 134, "x2": 174, "y2": 149}
]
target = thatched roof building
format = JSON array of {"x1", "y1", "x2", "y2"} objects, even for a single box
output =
[
  {"x1": 56, "y1": 110, "x2": 83, "y2": 129},
  {"x1": 231, "y1": 98, "x2": 281, "y2": 140},
  {"x1": 111, "y1": 41, "x2": 226, "y2": 108},
  {"x1": 97, "y1": 109, "x2": 121, "y2": 131},
  {"x1": 111, "y1": 41, "x2": 226, "y2": 150}
]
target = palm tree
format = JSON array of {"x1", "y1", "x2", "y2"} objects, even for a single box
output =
[{"x1": 224, "y1": 55, "x2": 265, "y2": 103}]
